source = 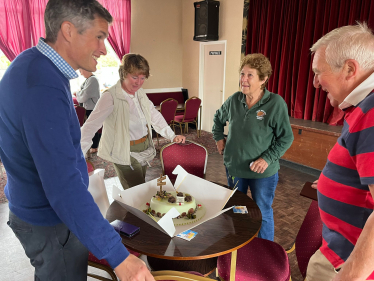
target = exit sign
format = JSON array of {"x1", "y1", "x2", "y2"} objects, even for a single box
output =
[{"x1": 209, "y1": 51, "x2": 221, "y2": 55}]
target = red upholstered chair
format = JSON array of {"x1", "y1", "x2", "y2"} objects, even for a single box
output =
[
  {"x1": 174, "y1": 97, "x2": 201, "y2": 137},
  {"x1": 74, "y1": 105, "x2": 86, "y2": 127},
  {"x1": 160, "y1": 140, "x2": 208, "y2": 184},
  {"x1": 86, "y1": 160, "x2": 95, "y2": 173},
  {"x1": 156, "y1": 98, "x2": 178, "y2": 146},
  {"x1": 218, "y1": 238, "x2": 291, "y2": 281},
  {"x1": 88, "y1": 249, "x2": 141, "y2": 281},
  {"x1": 72, "y1": 96, "x2": 79, "y2": 106},
  {"x1": 289, "y1": 200, "x2": 322, "y2": 278},
  {"x1": 217, "y1": 200, "x2": 322, "y2": 281}
]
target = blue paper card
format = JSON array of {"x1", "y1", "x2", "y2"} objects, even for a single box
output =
[
  {"x1": 233, "y1": 206, "x2": 248, "y2": 214},
  {"x1": 176, "y1": 230, "x2": 198, "y2": 241}
]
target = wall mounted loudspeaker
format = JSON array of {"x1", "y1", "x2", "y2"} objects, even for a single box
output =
[{"x1": 193, "y1": 1, "x2": 220, "y2": 41}]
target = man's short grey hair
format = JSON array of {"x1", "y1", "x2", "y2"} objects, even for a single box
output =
[
  {"x1": 44, "y1": 0, "x2": 113, "y2": 43},
  {"x1": 310, "y1": 22, "x2": 374, "y2": 71}
]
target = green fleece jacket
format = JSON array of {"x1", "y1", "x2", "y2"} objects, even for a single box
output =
[{"x1": 212, "y1": 89, "x2": 294, "y2": 179}]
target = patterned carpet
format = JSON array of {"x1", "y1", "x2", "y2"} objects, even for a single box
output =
[{"x1": 0, "y1": 129, "x2": 217, "y2": 203}]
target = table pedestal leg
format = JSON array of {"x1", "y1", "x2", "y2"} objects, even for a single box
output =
[
  {"x1": 147, "y1": 256, "x2": 217, "y2": 275},
  {"x1": 229, "y1": 250, "x2": 237, "y2": 281}
]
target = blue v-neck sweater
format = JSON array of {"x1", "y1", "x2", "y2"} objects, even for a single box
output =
[{"x1": 0, "y1": 47, "x2": 128, "y2": 268}]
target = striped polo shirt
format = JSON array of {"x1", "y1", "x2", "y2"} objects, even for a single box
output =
[{"x1": 318, "y1": 90, "x2": 374, "y2": 269}]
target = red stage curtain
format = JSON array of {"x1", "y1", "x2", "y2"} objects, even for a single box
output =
[
  {"x1": 0, "y1": 0, "x2": 131, "y2": 62},
  {"x1": 246, "y1": 0, "x2": 374, "y2": 125},
  {"x1": 27, "y1": 0, "x2": 48, "y2": 45},
  {"x1": 0, "y1": 0, "x2": 33, "y2": 61},
  {"x1": 99, "y1": 0, "x2": 131, "y2": 61}
]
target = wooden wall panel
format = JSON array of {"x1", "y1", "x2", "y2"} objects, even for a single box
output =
[{"x1": 281, "y1": 128, "x2": 339, "y2": 170}]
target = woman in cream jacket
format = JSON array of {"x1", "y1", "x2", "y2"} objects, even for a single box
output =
[{"x1": 81, "y1": 54, "x2": 185, "y2": 189}]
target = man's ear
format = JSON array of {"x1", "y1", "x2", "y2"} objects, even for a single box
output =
[
  {"x1": 60, "y1": 21, "x2": 74, "y2": 43},
  {"x1": 344, "y1": 59, "x2": 359, "y2": 80}
]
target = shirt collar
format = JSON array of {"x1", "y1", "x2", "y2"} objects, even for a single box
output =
[
  {"x1": 339, "y1": 71, "x2": 374, "y2": 110},
  {"x1": 36, "y1": 38, "x2": 78, "y2": 80},
  {"x1": 238, "y1": 88, "x2": 271, "y2": 105},
  {"x1": 122, "y1": 88, "x2": 138, "y2": 99}
]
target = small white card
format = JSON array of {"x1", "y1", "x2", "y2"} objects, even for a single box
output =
[
  {"x1": 176, "y1": 230, "x2": 198, "y2": 241},
  {"x1": 233, "y1": 206, "x2": 248, "y2": 214}
]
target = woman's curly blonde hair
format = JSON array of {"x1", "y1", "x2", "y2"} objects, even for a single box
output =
[
  {"x1": 119, "y1": 54, "x2": 150, "y2": 81},
  {"x1": 240, "y1": 53, "x2": 272, "y2": 89}
]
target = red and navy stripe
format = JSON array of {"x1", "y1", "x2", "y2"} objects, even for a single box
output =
[{"x1": 318, "y1": 90, "x2": 374, "y2": 268}]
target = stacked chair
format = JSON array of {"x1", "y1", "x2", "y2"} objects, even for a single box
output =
[
  {"x1": 173, "y1": 96, "x2": 201, "y2": 137},
  {"x1": 156, "y1": 98, "x2": 178, "y2": 146}
]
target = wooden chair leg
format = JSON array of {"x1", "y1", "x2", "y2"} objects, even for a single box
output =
[
  {"x1": 194, "y1": 121, "x2": 199, "y2": 138},
  {"x1": 179, "y1": 123, "x2": 183, "y2": 135},
  {"x1": 186, "y1": 123, "x2": 189, "y2": 133}
]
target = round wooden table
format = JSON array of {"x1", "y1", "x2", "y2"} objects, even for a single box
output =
[{"x1": 106, "y1": 190, "x2": 261, "y2": 276}]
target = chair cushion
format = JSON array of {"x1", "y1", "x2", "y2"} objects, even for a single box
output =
[
  {"x1": 217, "y1": 238, "x2": 291, "y2": 281},
  {"x1": 88, "y1": 251, "x2": 111, "y2": 267},
  {"x1": 174, "y1": 115, "x2": 195, "y2": 122}
]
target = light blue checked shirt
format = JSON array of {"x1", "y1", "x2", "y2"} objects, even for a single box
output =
[{"x1": 36, "y1": 38, "x2": 78, "y2": 80}]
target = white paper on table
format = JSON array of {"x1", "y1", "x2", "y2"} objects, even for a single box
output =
[
  {"x1": 88, "y1": 169, "x2": 110, "y2": 217},
  {"x1": 112, "y1": 166, "x2": 237, "y2": 237}
]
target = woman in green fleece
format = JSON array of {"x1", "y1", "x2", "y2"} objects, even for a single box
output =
[{"x1": 212, "y1": 53, "x2": 294, "y2": 241}]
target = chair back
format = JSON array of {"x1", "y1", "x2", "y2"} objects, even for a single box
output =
[
  {"x1": 160, "y1": 98, "x2": 178, "y2": 125},
  {"x1": 183, "y1": 97, "x2": 201, "y2": 122},
  {"x1": 75, "y1": 105, "x2": 86, "y2": 126},
  {"x1": 160, "y1": 140, "x2": 208, "y2": 182},
  {"x1": 295, "y1": 200, "x2": 323, "y2": 278},
  {"x1": 86, "y1": 160, "x2": 95, "y2": 173},
  {"x1": 72, "y1": 96, "x2": 79, "y2": 106}
]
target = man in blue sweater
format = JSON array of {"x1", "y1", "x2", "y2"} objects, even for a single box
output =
[{"x1": 0, "y1": 1, "x2": 154, "y2": 280}]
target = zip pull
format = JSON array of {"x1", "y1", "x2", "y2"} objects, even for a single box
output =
[
  {"x1": 130, "y1": 165, "x2": 134, "y2": 170},
  {"x1": 147, "y1": 161, "x2": 152, "y2": 168}
]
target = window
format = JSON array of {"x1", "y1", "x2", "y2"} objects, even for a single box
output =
[{"x1": 0, "y1": 50, "x2": 11, "y2": 81}]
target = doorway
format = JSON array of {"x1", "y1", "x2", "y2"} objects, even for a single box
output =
[{"x1": 199, "y1": 41, "x2": 226, "y2": 133}]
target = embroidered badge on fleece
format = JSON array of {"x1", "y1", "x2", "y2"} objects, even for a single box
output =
[{"x1": 256, "y1": 110, "x2": 266, "y2": 120}]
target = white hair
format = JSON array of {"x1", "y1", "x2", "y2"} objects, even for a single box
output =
[{"x1": 310, "y1": 22, "x2": 374, "y2": 71}]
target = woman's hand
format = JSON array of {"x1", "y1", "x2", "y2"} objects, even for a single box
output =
[
  {"x1": 173, "y1": 135, "x2": 186, "y2": 143},
  {"x1": 250, "y1": 158, "x2": 268, "y2": 174},
  {"x1": 311, "y1": 180, "x2": 318, "y2": 189},
  {"x1": 216, "y1": 139, "x2": 226, "y2": 155}
]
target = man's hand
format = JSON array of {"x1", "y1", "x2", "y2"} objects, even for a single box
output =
[
  {"x1": 114, "y1": 254, "x2": 155, "y2": 281},
  {"x1": 173, "y1": 135, "x2": 186, "y2": 143},
  {"x1": 250, "y1": 158, "x2": 268, "y2": 174},
  {"x1": 311, "y1": 180, "x2": 318, "y2": 189},
  {"x1": 216, "y1": 139, "x2": 226, "y2": 155}
]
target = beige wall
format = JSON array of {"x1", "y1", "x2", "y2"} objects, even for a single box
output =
[
  {"x1": 182, "y1": 0, "x2": 243, "y2": 100},
  {"x1": 131, "y1": 0, "x2": 244, "y2": 100},
  {"x1": 131, "y1": 0, "x2": 183, "y2": 89}
]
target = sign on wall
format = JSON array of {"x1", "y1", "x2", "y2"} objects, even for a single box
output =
[{"x1": 209, "y1": 51, "x2": 222, "y2": 55}]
